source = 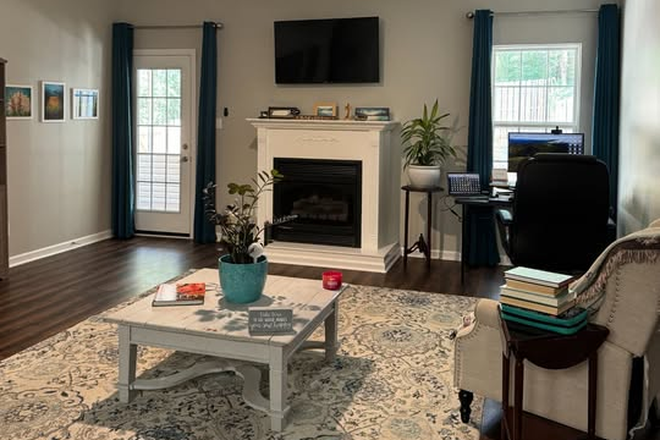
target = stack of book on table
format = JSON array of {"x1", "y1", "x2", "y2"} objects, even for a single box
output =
[{"x1": 500, "y1": 266, "x2": 588, "y2": 335}]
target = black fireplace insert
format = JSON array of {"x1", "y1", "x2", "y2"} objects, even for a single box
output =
[{"x1": 272, "y1": 158, "x2": 362, "y2": 247}]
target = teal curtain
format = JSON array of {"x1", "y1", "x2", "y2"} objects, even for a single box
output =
[
  {"x1": 466, "y1": 10, "x2": 500, "y2": 266},
  {"x1": 111, "y1": 23, "x2": 135, "y2": 239},
  {"x1": 194, "y1": 22, "x2": 218, "y2": 243},
  {"x1": 592, "y1": 4, "x2": 621, "y2": 216}
]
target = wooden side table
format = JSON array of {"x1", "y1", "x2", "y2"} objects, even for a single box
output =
[
  {"x1": 401, "y1": 185, "x2": 443, "y2": 269},
  {"x1": 500, "y1": 318, "x2": 609, "y2": 440}
]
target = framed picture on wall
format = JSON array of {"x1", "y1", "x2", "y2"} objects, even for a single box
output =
[
  {"x1": 72, "y1": 88, "x2": 99, "y2": 120},
  {"x1": 4, "y1": 85, "x2": 33, "y2": 119},
  {"x1": 41, "y1": 81, "x2": 66, "y2": 122}
]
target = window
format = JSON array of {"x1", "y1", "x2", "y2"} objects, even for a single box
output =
[
  {"x1": 136, "y1": 68, "x2": 182, "y2": 212},
  {"x1": 492, "y1": 44, "x2": 581, "y2": 169}
]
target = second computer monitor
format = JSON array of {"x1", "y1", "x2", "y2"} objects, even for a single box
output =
[{"x1": 508, "y1": 132, "x2": 584, "y2": 172}]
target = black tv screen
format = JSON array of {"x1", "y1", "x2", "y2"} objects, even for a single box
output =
[{"x1": 274, "y1": 17, "x2": 380, "y2": 84}]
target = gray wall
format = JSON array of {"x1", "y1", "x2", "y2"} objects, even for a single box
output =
[
  {"x1": 1, "y1": 0, "x2": 617, "y2": 259},
  {"x1": 117, "y1": 0, "x2": 605, "y2": 258},
  {"x1": 0, "y1": 0, "x2": 114, "y2": 256},
  {"x1": 618, "y1": 0, "x2": 660, "y2": 233}
]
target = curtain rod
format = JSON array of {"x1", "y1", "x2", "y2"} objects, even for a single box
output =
[
  {"x1": 465, "y1": 9, "x2": 598, "y2": 19},
  {"x1": 132, "y1": 22, "x2": 223, "y2": 30}
]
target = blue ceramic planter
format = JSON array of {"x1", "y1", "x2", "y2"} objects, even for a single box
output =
[{"x1": 219, "y1": 254, "x2": 268, "y2": 304}]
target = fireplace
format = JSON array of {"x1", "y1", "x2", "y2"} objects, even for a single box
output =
[{"x1": 272, "y1": 158, "x2": 362, "y2": 247}]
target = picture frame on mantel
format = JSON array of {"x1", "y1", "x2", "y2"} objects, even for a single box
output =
[
  {"x1": 355, "y1": 106, "x2": 390, "y2": 121},
  {"x1": 314, "y1": 102, "x2": 338, "y2": 117}
]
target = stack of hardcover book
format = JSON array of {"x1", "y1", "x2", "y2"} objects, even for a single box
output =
[
  {"x1": 501, "y1": 266, "x2": 574, "y2": 316},
  {"x1": 500, "y1": 267, "x2": 587, "y2": 334}
]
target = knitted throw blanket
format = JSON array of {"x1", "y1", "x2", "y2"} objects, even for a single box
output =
[{"x1": 570, "y1": 225, "x2": 660, "y2": 310}]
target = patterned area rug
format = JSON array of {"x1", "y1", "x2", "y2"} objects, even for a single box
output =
[{"x1": 0, "y1": 278, "x2": 482, "y2": 440}]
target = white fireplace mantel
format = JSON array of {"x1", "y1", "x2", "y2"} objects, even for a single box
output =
[{"x1": 248, "y1": 118, "x2": 401, "y2": 273}]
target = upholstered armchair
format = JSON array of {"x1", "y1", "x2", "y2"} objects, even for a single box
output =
[{"x1": 454, "y1": 219, "x2": 660, "y2": 440}]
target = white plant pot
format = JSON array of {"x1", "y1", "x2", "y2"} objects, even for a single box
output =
[{"x1": 407, "y1": 165, "x2": 442, "y2": 188}]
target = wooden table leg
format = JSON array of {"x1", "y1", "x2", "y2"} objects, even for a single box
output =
[
  {"x1": 514, "y1": 357, "x2": 524, "y2": 440},
  {"x1": 502, "y1": 351, "x2": 510, "y2": 440},
  {"x1": 117, "y1": 325, "x2": 137, "y2": 403},
  {"x1": 324, "y1": 301, "x2": 338, "y2": 362},
  {"x1": 403, "y1": 189, "x2": 410, "y2": 268},
  {"x1": 269, "y1": 346, "x2": 288, "y2": 432},
  {"x1": 587, "y1": 352, "x2": 598, "y2": 440},
  {"x1": 427, "y1": 192, "x2": 432, "y2": 269}
]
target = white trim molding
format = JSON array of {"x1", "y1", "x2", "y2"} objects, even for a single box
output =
[{"x1": 9, "y1": 230, "x2": 113, "y2": 267}]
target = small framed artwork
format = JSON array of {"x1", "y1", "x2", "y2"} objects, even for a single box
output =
[
  {"x1": 355, "y1": 106, "x2": 390, "y2": 121},
  {"x1": 41, "y1": 81, "x2": 66, "y2": 122},
  {"x1": 267, "y1": 106, "x2": 301, "y2": 118},
  {"x1": 314, "y1": 102, "x2": 338, "y2": 117},
  {"x1": 72, "y1": 88, "x2": 99, "y2": 120},
  {"x1": 5, "y1": 85, "x2": 33, "y2": 119}
]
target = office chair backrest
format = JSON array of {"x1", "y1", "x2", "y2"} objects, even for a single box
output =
[{"x1": 511, "y1": 153, "x2": 610, "y2": 272}]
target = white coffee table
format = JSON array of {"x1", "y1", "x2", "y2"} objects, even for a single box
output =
[{"x1": 103, "y1": 268, "x2": 344, "y2": 432}]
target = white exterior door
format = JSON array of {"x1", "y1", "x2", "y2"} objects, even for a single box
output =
[{"x1": 133, "y1": 49, "x2": 195, "y2": 236}]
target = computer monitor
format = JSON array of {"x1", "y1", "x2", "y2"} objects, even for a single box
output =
[{"x1": 507, "y1": 132, "x2": 584, "y2": 172}]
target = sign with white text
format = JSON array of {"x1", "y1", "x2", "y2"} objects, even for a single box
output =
[{"x1": 248, "y1": 308, "x2": 294, "y2": 335}]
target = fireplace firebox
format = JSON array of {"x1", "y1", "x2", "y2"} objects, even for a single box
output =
[{"x1": 272, "y1": 158, "x2": 362, "y2": 247}]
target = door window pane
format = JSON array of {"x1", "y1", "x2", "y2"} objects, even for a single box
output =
[
  {"x1": 152, "y1": 70, "x2": 167, "y2": 97},
  {"x1": 135, "y1": 67, "x2": 183, "y2": 213},
  {"x1": 167, "y1": 69, "x2": 181, "y2": 97},
  {"x1": 152, "y1": 127, "x2": 167, "y2": 154}
]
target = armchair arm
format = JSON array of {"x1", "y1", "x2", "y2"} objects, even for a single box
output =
[
  {"x1": 650, "y1": 218, "x2": 660, "y2": 228},
  {"x1": 495, "y1": 208, "x2": 513, "y2": 255}
]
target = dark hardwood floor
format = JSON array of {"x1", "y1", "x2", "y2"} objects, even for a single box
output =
[
  {"x1": 0, "y1": 237, "x2": 657, "y2": 439},
  {"x1": 0, "y1": 237, "x2": 503, "y2": 360}
]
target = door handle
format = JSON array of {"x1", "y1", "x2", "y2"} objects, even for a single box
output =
[{"x1": 181, "y1": 156, "x2": 189, "y2": 163}]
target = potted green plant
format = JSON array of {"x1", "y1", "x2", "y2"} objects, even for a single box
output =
[
  {"x1": 203, "y1": 170, "x2": 283, "y2": 304},
  {"x1": 402, "y1": 99, "x2": 457, "y2": 188}
]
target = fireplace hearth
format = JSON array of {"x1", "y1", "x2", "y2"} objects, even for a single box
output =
[{"x1": 273, "y1": 158, "x2": 362, "y2": 247}]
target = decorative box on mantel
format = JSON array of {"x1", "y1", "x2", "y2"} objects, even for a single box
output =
[{"x1": 248, "y1": 118, "x2": 401, "y2": 273}]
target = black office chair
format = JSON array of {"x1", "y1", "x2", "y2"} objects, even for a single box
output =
[{"x1": 496, "y1": 153, "x2": 611, "y2": 274}]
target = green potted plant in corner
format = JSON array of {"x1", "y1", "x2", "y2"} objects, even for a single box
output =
[
  {"x1": 402, "y1": 99, "x2": 457, "y2": 188},
  {"x1": 203, "y1": 170, "x2": 284, "y2": 304}
]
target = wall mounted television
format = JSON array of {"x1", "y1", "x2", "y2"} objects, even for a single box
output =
[{"x1": 274, "y1": 17, "x2": 380, "y2": 84}]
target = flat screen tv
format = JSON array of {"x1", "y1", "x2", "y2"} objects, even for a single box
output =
[
  {"x1": 508, "y1": 132, "x2": 585, "y2": 172},
  {"x1": 274, "y1": 17, "x2": 380, "y2": 84}
]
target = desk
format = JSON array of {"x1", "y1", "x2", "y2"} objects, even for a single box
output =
[{"x1": 454, "y1": 196, "x2": 512, "y2": 283}]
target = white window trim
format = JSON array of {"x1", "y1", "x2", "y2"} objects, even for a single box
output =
[{"x1": 491, "y1": 43, "x2": 583, "y2": 169}]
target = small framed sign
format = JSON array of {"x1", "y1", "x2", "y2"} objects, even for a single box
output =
[{"x1": 248, "y1": 307, "x2": 294, "y2": 335}]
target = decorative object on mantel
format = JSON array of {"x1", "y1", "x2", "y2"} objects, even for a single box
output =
[
  {"x1": 202, "y1": 170, "x2": 285, "y2": 303},
  {"x1": 355, "y1": 106, "x2": 390, "y2": 121},
  {"x1": 267, "y1": 106, "x2": 300, "y2": 118},
  {"x1": 293, "y1": 114, "x2": 338, "y2": 120},
  {"x1": 402, "y1": 99, "x2": 457, "y2": 188},
  {"x1": 344, "y1": 102, "x2": 351, "y2": 119},
  {"x1": 313, "y1": 101, "x2": 338, "y2": 117}
]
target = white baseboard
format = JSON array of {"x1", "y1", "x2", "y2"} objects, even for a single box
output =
[
  {"x1": 403, "y1": 248, "x2": 460, "y2": 262},
  {"x1": 9, "y1": 230, "x2": 113, "y2": 268},
  {"x1": 402, "y1": 247, "x2": 512, "y2": 266}
]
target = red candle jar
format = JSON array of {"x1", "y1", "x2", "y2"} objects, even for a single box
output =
[{"x1": 322, "y1": 271, "x2": 343, "y2": 290}]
